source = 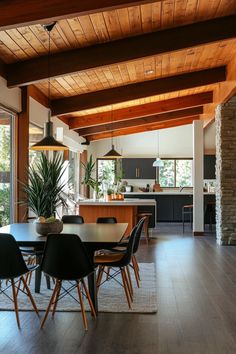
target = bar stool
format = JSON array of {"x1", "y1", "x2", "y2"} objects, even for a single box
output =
[
  {"x1": 137, "y1": 212, "x2": 152, "y2": 244},
  {"x1": 182, "y1": 204, "x2": 193, "y2": 232},
  {"x1": 205, "y1": 201, "x2": 216, "y2": 231}
]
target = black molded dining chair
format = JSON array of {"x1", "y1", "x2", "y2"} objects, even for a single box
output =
[
  {"x1": 95, "y1": 225, "x2": 138, "y2": 309},
  {"x1": 96, "y1": 217, "x2": 117, "y2": 224},
  {"x1": 98, "y1": 217, "x2": 146, "y2": 293},
  {"x1": 40, "y1": 233, "x2": 96, "y2": 330},
  {"x1": 62, "y1": 215, "x2": 84, "y2": 224},
  {"x1": 111, "y1": 217, "x2": 146, "y2": 287},
  {"x1": 0, "y1": 233, "x2": 39, "y2": 328}
]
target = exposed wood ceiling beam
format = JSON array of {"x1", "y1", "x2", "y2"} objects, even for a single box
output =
[
  {"x1": 0, "y1": 0, "x2": 157, "y2": 31},
  {"x1": 87, "y1": 116, "x2": 199, "y2": 141},
  {"x1": 77, "y1": 106, "x2": 203, "y2": 136},
  {"x1": 52, "y1": 67, "x2": 225, "y2": 115},
  {"x1": 28, "y1": 85, "x2": 49, "y2": 108},
  {"x1": 7, "y1": 15, "x2": 236, "y2": 88},
  {"x1": 203, "y1": 56, "x2": 236, "y2": 128},
  {"x1": 66, "y1": 92, "x2": 213, "y2": 129}
]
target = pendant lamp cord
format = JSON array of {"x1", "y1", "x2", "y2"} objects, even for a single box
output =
[
  {"x1": 48, "y1": 26, "x2": 51, "y2": 123},
  {"x1": 111, "y1": 105, "x2": 114, "y2": 147}
]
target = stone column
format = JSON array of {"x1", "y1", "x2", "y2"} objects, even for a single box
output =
[{"x1": 215, "y1": 95, "x2": 236, "y2": 245}]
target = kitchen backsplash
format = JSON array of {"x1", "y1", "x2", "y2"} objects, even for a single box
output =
[{"x1": 121, "y1": 179, "x2": 216, "y2": 193}]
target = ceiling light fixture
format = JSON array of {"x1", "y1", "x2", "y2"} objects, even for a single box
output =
[
  {"x1": 153, "y1": 130, "x2": 163, "y2": 167},
  {"x1": 103, "y1": 107, "x2": 122, "y2": 158},
  {"x1": 145, "y1": 69, "x2": 154, "y2": 75},
  {"x1": 30, "y1": 23, "x2": 68, "y2": 151}
]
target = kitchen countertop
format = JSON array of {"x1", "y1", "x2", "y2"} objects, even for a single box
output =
[
  {"x1": 123, "y1": 192, "x2": 215, "y2": 195},
  {"x1": 77, "y1": 199, "x2": 156, "y2": 206}
]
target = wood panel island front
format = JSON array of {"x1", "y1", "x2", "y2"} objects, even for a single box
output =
[{"x1": 77, "y1": 199, "x2": 156, "y2": 235}]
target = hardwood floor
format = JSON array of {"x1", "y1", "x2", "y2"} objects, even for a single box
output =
[{"x1": 1, "y1": 223, "x2": 236, "y2": 354}]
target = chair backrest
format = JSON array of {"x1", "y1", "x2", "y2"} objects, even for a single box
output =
[
  {"x1": 41, "y1": 233, "x2": 94, "y2": 280},
  {"x1": 116, "y1": 225, "x2": 138, "y2": 267},
  {"x1": 62, "y1": 215, "x2": 84, "y2": 224},
  {"x1": 0, "y1": 233, "x2": 29, "y2": 279},
  {"x1": 133, "y1": 217, "x2": 146, "y2": 254},
  {"x1": 96, "y1": 217, "x2": 117, "y2": 224}
]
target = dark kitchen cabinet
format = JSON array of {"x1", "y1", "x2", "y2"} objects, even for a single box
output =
[
  {"x1": 156, "y1": 195, "x2": 173, "y2": 221},
  {"x1": 204, "y1": 155, "x2": 216, "y2": 179},
  {"x1": 122, "y1": 158, "x2": 156, "y2": 179},
  {"x1": 173, "y1": 195, "x2": 193, "y2": 221}
]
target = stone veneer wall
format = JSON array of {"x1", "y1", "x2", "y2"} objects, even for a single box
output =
[{"x1": 215, "y1": 95, "x2": 236, "y2": 245}]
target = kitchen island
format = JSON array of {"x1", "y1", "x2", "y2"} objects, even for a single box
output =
[
  {"x1": 124, "y1": 192, "x2": 215, "y2": 223},
  {"x1": 77, "y1": 199, "x2": 156, "y2": 235}
]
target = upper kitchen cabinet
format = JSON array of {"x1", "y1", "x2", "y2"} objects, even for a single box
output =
[
  {"x1": 204, "y1": 155, "x2": 216, "y2": 179},
  {"x1": 122, "y1": 158, "x2": 156, "y2": 179}
]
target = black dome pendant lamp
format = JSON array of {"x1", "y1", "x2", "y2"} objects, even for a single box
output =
[
  {"x1": 31, "y1": 23, "x2": 68, "y2": 151},
  {"x1": 103, "y1": 106, "x2": 122, "y2": 158}
]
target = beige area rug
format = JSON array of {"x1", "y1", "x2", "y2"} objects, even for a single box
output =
[{"x1": 0, "y1": 263, "x2": 157, "y2": 313}]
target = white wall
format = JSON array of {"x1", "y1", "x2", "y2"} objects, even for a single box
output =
[
  {"x1": 0, "y1": 76, "x2": 21, "y2": 112},
  {"x1": 30, "y1": 98, "x2": 84, "y2": 152},
  {"x1": 88, "y1": 123, "x2": 216, "y2": 160},
  {"x1": 204, "y1": 122, "x2": 216, "y2": 153}
]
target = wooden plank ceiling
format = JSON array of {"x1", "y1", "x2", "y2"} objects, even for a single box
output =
[{"x1": 0, "y1": 0, "x2": 236, "y2": 141}]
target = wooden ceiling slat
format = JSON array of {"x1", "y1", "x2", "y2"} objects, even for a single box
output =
[
  {"x1": 67, "y1": 92, "x2": 213, "y2": 129},
  {"x1": 76, "y1": 106, "x2": 203, "y2": 136},
  {"x1": 0, "y1": 0, "x2": 158, "y2": 30},
  {"x1": 87, "y1": 116, "x2": 200, "y2": 141},
  {"x1": 7, "y1": 15, "x2": 236, "y2": 87},
  {"x1": 51, "y1": 67, "x2": 225, "y2": 115}
]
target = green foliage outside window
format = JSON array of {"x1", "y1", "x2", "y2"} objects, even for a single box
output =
[
  {"x1": 159, "y1": 159, "x2": 192, "y2": 187},
  {"x1": 0, "y1": 124, "x2": 11, "y2": 226},
  {"x1": 159, "y1": 160, "x2": 175, "y2": 187}
]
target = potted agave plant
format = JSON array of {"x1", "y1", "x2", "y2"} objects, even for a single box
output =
[{"x1": 23, "y1": 153, "x2": 68, "y2": 235}]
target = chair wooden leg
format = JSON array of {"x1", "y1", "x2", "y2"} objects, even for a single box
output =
[
  {"x1": 16, "y1": 277, "x2": 22, "y2": 296},
  {"x1": 77, "y1": 281, "x2": 88, "y2": 331},
  {"x1": 81, "y1": 278, "x2": 97, "y2": 318},
  {"x1": 11, "y1": 279, "x2": 20, "y2": 328},
  {"x1": 132, "y1": 254, "x2": 140, "y2": 272},
  {"x1": 21, "y1": 276, "x2": 39, "y2": 316},
  {"x1": 96, "y1": 266, "x2": 104, "y2": 290},
  {"x1": 132, "y1": 256, "x2": 140, "y2": 287},
  {"x1": 121, "y1": 268, "x2": 132, "y2": 309},
  {"x1": 125, "y1": 266, "x2": 133, "y2": 297},
  {"x1": 41, "y1": 283, "x2": 59, "y2": 328},
  {"x1": 52, "y1": 280, "x2": 62, "y2": 316},
  {"x1": 106, "y1": 266, "x2": 110, "y2": 280}
]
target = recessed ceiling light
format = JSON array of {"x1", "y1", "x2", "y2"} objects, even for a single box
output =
[{"x1": 145, "y1": 69, "x2": 154, "y2": 75}]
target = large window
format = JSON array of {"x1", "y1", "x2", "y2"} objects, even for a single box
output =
[
  {"x1": 0, "y1": 108, "x2": 16, "y2": 226},
  {"x1": 97, "y1": 159, "x2": 116, "y2": 192},
  {"x1": 159, "y1": 159, "x2": 192, "y2": 187}
]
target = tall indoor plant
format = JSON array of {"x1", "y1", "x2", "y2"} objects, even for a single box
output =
[
  {"x1": 81, "y1": 154, "x2": 101, "y2": 198},
  {"x1": 23, "y1": 153, "x2": 68, "y2": 234}
]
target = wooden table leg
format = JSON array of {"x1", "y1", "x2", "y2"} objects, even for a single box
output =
[{"x1": 35, "y1": 253, "x2": 42, "y2": 293}]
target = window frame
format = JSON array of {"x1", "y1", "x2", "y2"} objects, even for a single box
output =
[{"x1": 159, "y1": 157, "x2": 193, "y2": 188}]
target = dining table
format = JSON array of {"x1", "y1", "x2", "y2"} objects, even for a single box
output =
[{"x1": 0, "y1": 222, "x2": 128, "y2": 313}]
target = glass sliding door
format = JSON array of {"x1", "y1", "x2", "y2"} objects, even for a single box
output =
[{"x1": 0, "y1": 107, "x2": 15, "y2": 226}]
